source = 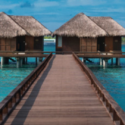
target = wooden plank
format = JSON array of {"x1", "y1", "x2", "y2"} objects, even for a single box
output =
[
  {"x1": 4, "y1": 55, "x2": 114, "y2": 125},
  {"x1": 5, "y1": 118, "x2": 114, "y2": 125}
]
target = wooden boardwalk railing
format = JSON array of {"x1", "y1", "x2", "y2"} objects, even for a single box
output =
[
  {"x1": 0, "y1": 53, "x2": 52, "y2": 125},
  {"x1": 73, "y1": 52, "x2": 125, "y2": 125},
  {"x1": 0, "y1": 51, "x2": 125, "y2": 58},
  {"x1": 0, "y1": 51, "x2": 50, "y2": 57}
]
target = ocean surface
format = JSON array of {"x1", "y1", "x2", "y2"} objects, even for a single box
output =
[
  {"x1": 0, "y1": 44, "x2": 56, "y2": 102},
  {"x1": 86, "y1": 45, "x2": 125, "y2": 111},
  {"x1": 0, "y1": 44, "x2": 125, "y2": 113}
]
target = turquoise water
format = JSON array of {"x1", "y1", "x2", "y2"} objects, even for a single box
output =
[
  {"x1": 86, "y1": 45, "x2": 125, "y2": 111},
  {"x1": 0, "y1": 68, "x2": 35, "y2": 102},
  {"x1": 0, "y1": 45, "x2": 55, "y2": 102},
  {"x1": 1, "y1": 44, "x2": 125, "y2": 112}
]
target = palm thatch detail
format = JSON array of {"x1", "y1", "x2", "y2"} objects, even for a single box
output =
[
  {"x1": 54, "y1": 13, "x2": 125, "y2": 37},
  {"x1": 10, "y1": 16, "x2": 51, "y2": 36},
  {"x1": 53, "y1": 13, "x2": 107, "y2": 38},
  {"x1": 0, "y1": 12, "x2": 27, "y2": 38},
  {"x1": 90, "y1": 17, "x2": 125, "y2": 36}
]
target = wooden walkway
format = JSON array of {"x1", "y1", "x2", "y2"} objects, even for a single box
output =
[{"x1": 4, "y1": 55, "x2": 114, "y2": 125}]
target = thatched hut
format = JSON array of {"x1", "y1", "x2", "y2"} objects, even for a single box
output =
[
  {"x1": 10, "y1": 15, "x2": 51, "y2": 51},
  {"x1": 53, "y1": 13, "x2": 125, "y2": 52},
  {"x1": 0, "y1": 12, "x2": 51, "y2": 52},
  {"x1": 90, "y1": 17, "x2": 125, "y2": 52},
  {"x1": 0, "y1": 12, "x2": 27, "y2": 51}
]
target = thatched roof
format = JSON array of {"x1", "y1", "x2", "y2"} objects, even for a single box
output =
[
  {"x1": 0, "y1": 12, "x2": 27, "y2": 38},
  {"x1": 10, "y1": 16, "x2": 51, "y2": 36},
  {"x1": 90, "y1": 17, "x2": 125, "y2": 36},
  {"x1": 53, "y1": 13, "x2": 107, "y2": 38}
]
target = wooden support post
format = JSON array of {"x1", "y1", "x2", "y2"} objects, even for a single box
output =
[
  {"x1": 16, "y1": 58, "x2": 22, "y2": 68},
  {"x1": 16, "y1": 58, "x2": 20, "y2": 68},
  {"x1": 8, "y1": 101, "x2": 12, "y2": 112},
  {"x1": 82, "y1": 58, "x2": 84, "y2": 62},
  {"x1": 116, "y1": 58, "x2": 120, "y2": 66},
  {"x1": 100, "y1": 58, "x2": 103, "y2": 66},
  {"x1": 12, "y1": 97, "x2": 16, "y2": 107},
  {"x1": 82, "y1": 58, "x2": 84, "y2": 63},
  {"x1": 0, "y1": 110, "x2": 2, "y2": 122},
  {"x1": 111, "y1": 58, "x2": 113, "y2": 65},
  {"x1": 25, "y1": 58, "x2": 27, "y2": 64},
  {"x1": 103, "y1": 59, "x2": 108, "y2": 68},
  {"x1": 39, "y1": 57, "x2": 43, "y2": 64},
  {"x1": 1, "y1": 57, "x2": 9, "y2": 67},
  {"x1": 1, "y1": 57, "x2": 4, "y2": 67},
  {"x1": 36, "y1": 57, "x2": 38, "y2": 65},
  {"x1": 22, "y1": 58, "x2": 25, "y2": 64},
  {"x1": 84, "y1": 58, "x2": 86, "y2": 63}
]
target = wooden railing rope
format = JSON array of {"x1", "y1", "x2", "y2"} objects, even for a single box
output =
[
  {"x1": 0, "y1": 53, "x2": 52, "y2": 125},
  {"x1": 72, "y1": 52, "x2": 125, "y2": 125}
]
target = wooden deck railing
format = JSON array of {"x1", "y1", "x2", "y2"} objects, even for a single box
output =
[
  {"x1": 73, "y1": 52, "x2": 125, "y2": 125},
  {"x1": 0, "y1": 53, "x2": 52, "y2": 124},
  {"x1": 75, "y1": 51, "x2": 125, "y2": 55},
  {"x1": 0, "y1": 51, "x2": 125, "y2": 55}
]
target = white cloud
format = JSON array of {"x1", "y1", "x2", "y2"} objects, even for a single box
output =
[
  {"x1": 34, "y1": 0, "x2": 59, "y2": 7},
  {"x1": 0, "y1": 3, "x2": 19, "y2": 9},
  {"x1": 67, "y1": 0, "x2": 106, "y2": 6}
]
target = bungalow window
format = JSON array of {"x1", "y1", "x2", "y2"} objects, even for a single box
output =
[{"x1": 57, "y1": 36, "x2": 62, "y2": 47}]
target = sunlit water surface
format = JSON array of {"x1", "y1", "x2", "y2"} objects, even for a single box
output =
[
  {"x1": 0, "y1": 44, "x2": 55, "y2": 102},
  {"x1": 0, "y1": 44, "x2": 125, "y2": 112},
  {"x1": 86, "y1": 45, "x2": 125, "y2": 111}
]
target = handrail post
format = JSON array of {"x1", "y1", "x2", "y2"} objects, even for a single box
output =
[{"x1": 0, "y1": 110, "x2": 2, "y2": 122}]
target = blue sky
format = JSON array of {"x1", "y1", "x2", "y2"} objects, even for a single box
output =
[{"x1": 0, "y1": 0, "x2": 125, "y2": 31}]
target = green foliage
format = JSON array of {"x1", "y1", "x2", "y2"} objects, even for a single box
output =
[
  {"x1": 44, "y1": 36, "x2": 55, "y2": 39},
  {"x1": 122, "y1": 37, "x2": 125, "y2": 44}
]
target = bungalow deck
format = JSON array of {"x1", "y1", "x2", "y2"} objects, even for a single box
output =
[{"x1": 0, "y1": 54, "x2": 125, "y2": 125}]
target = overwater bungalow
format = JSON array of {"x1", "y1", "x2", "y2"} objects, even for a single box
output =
[
  {"x1": 0, "y1": 12, "x2": 51, "y2": 52},
  {"x1": 0, "y1": 12, "x2": 27, "y2": 52},
  {"x1": 10, "y1": 15, "x2": 51, "y2": 51},
  {"x1": 0, "y1": 12, "x2": 51, "y2": 67},
  {"x1": 53, "y1": 13, "x2": 125, "y2": 53}
]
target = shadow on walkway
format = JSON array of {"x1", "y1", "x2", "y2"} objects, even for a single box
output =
[{"x1": 10, "y1": 56, "x2": 55, "y2": 124}]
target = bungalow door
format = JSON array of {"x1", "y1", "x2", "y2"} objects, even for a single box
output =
[
  {"x1": 105, "y1": 37, "x2": 113, "y2": 52},
  {"x1": 97, "y1": 37, "x2": 105, "y2": 51},
  {"x1": 34, "y1": 37, "x2": 43, "y2": 51},
  {"x1": 16, "y1": 36, "x2": 25, "y2": 51},
  {"x1": 113, "y1": 37, "x2": 121, "y2": 51},
  {"x1": 80, "y1": 38, "x2": 86, "y2": 52},
  {"x1": 80, "y1": 38, "x2": 97, "y2": 52}
]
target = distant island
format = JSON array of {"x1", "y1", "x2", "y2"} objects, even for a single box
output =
[
  {"x1": 44, "y1": 36, "x2": 55, "y2": 46},
  {"x1": 44, "y1": 36, "x2": 55, "y2": 39}
]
